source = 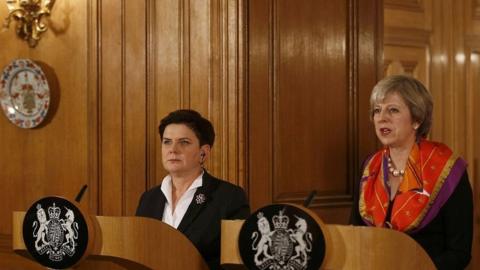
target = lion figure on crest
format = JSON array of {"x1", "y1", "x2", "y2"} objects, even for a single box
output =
[
  {"x1": 251, "y1": 212, "x2": 274, "y2": 265},
  {"x1": 33, "y1": 205, "x2": 49, "y2": 251}
]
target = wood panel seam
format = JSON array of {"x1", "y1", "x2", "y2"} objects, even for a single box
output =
[
  {"x1": 384, "y1": 27, "x2": 431, "y2": 47},
  {"x1": 121, "y1": 0, "x2": 127, "y2": 216},
  {"x1": 146, "y1": 0, "x2": 157, "y2": 190},
  {"x1": 384, "y1": 0, "x2": 424, "y2": 13}
]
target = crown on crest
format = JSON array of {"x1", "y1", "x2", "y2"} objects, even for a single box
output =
[
  {"x1": 48, "y1": 203, "x2": 61, "y2": 219},
  {"x1": 272, "y1": 209, "x2": 289, "y2": 229}
]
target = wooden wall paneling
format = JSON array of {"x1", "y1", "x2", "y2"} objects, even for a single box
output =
[
  {"x1": 248, "y1": 0, "x2": 274, "y2": 209},
  {"x1": 98, "y1": 0, "x2": 147, "y2": 217},
  {"x1": 383, "y1": 46, "x2": 428, "y2": 83},
  {"x1": 328, "y1": 0, "x2": 382, "y2": 223},
  {"x1": 384, "y1": 0, "x2": 423, "y2": 12},
  {"x1": 87, "y1": 0, "x2": 100, "y2": 216},
  {"x1": 190, "y1": 0, "x2": 221, "y2": 176},
  {"x1": 146, "y1": 0, "x2": 157, "y2": 196},
  {"x1": 384, "y1": 27, "x2": 430, "y2": 48},
  {"x1": 430, "y1": 0, "x2": 467, "y2": 155},
  {"x1": 386, "y1": 1, "x2": 480, "y2": 267},
  {"x1": 463, "y1": 0, "x2": 480, "y2": 35},
  {"x1": 188, "y1": 0, "x2": 246, "y2": 186},
  {"x1": 189, "y1": 0, "x2": 210, "y2": 114},
  {"x1": 383, "y1": 0, "x2": 432, "y2": 137},
  {"x1": 124, "y1": 0, "x2": 147, "y2": 216},
  {"x1": 0, "y1": 0, "x2": 89, "y2": 233},
  {"x1": 475, "y1": 0, "x2": 480, "y2": 19},
  {"x1": 100, "y1": 0, "x2": 125, "y2": 216},
  {"x1": 452, "y1": 0, "x2": 468, "y2": 157},
  {"x1": 466, "y1": 0, "x2": 480, "y2": 33},
  {"x1": 272, "y1": 0, "x2": 350, "y2": 204},
  {"x1": 150, "y1": 0, "x2": 244, "y2": 189},
  {"x1": 0, "y1": 0, "x2": 92, "y2": 266},
  {"x1": 465, "y1": 45, "x2": 480, "y2": 270},
  {"x1": 356, "y1": 0, "x2": 383, "y2": 185},
  {"x1": 429, "y1": 1, "x2": 449, "y2": 143},
  {"x1": 210, "y1": 0, "x2": 222, "y2": 178},
  {"x1": 384, "y1": 0, "x2": 431, "y2": 30},
  {"x1": 229, "y1": 0, "x2": 247, "y2": 188},
  {"x1": 153, "y1": 0, "x2": 183, "y2": 188},
  {"x1": 97, "y1": 0, "x2": 149, "y2": 217},
  {"x1": 248, "y1": 0, "x2": 380, "y2": 222},
  {"x1": 209, "y1": 0, "x2": 247, "y2": 186}
]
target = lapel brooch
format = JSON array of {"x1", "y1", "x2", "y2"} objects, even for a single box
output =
[{"x1": 195, "y1": 193, "x2": 206, "y2": 205}]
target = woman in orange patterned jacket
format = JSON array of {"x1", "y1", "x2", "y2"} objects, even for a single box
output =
[{"x1": 350, "y1": 75, "x2": 473, "y2": 270}]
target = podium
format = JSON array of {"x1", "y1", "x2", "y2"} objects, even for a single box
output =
[
  {"x1": 12, "y1": 198, "x2": 436, "y2": 270},
  {"x1": 221, "y1": 220, "x2": 436, "y2": 270},
  {"x1": 12, "y1": 211, "x2": 209, "y2": 270}
]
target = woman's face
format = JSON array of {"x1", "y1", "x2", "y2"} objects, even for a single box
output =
[
  {"x1": 373, "y1": 92, "x2": 418, "y2": 149},
  {"x1": 161, "y1": 123, "x2": 209, "y2": 178}
]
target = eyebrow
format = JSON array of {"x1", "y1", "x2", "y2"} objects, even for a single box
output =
[{"x1": 162, "y1": 137, "x2": 192, "y2": 141}]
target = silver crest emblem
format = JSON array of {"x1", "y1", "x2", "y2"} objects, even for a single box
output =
[
  {"x1": 32, "y1": 203, "x2": 79, "y2": 261},
  {"x1": 251, "y1": 210, "x2": 313, "y2": 270}
]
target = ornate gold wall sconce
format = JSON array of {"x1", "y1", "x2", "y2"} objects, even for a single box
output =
[{"x1": 3, "y1": 0, "x2": 56, "y2": 47}]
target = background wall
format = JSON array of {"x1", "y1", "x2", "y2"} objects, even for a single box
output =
[
  {"x1": 384, "y1": 0, "x2": 480, "y2": 268},
  {"x1": 247, "y1": 0, "x2": 381, "y2": 223},
  {"x1": 0, "y1": 0, "x2": 477, "y2": 269}
]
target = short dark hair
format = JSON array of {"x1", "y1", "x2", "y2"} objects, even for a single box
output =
[{"x1": 158, "y1": 109, "x2": 215, "y2": 147}]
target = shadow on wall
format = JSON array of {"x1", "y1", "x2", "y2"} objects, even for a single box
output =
[{"x1": 33, "y1": 61, "x2": 60, "y2": 129}]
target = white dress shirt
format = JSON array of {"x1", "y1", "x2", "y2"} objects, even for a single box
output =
[{"x1": 160, "y1": 172, "x2": 203, "y2": 228}]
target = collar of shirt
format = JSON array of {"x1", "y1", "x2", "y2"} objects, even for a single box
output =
[{"x1": 160, "y1": 171, "x2": 204, "y2": 228}]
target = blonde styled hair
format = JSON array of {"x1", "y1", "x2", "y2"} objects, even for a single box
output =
[{"x1": 370, "y1": 75, "x2": 433, "y2": 138}]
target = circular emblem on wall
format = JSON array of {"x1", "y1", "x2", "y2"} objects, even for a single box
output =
[
  {"x1": 22, "y1": 197, "x2": 90, "y2": 269},
  {"x1": 238, "y1": 204, "x2": 326, "y2": 270},
  {"x1": 0, "y1": 59, "x2": 50, "y2": 128}
]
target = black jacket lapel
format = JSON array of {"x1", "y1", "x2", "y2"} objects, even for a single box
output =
[
  {"x1": 177, "y1": 172, "x2": 218, "y2": 233},
  {"x1": 140, "y1": 187, "x2": 166, "y2": 221}
]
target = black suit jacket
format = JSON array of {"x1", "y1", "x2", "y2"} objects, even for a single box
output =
[
  {"x1": 350, "y1": 171, "x2": 473, "y2": 270},
  {"x1": 136, "y1": 172, "x2": 250, "y2": 269}
]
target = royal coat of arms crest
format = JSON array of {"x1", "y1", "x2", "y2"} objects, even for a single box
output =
[
  {"x1": 239, "y1": 204, "x2": 326, "y2": 270},
  {"x1": 32, "y1": 203, "x2": 79, "y2": 261},
  {"x1": 251, "y1": 209, "x2": 313, "y2": 270}
]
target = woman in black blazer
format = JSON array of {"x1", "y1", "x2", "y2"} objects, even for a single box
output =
[
  {"x1": 350, "y1": 75, "x2": 473, "y2": 269},
  {"x1": 136, "y1": 109, "x2": 250, "y2": 269}
]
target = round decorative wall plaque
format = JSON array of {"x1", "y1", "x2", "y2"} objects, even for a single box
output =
[{"x1": 0, "y1": 59, "x2": 50, "y2": 128}]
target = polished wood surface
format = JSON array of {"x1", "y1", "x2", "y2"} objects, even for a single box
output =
[
  {"x1": 0, "y1": 0, "x2": 90, "y2": 233},
  {"x1": 247, "y1": 0, "x2": 380, "y2": 223},
  {"x1": 221, "y1": 220, "x2": 435, "y2": 270},
  {"x1": 13, "y1": 212, "x2": 208, "y2": 270}
]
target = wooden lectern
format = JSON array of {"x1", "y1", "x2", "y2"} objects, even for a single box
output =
[
  {"x1": 221, "y1": 220, "x2": 436, "y2": 270},
  {"x1": 12, "y1": 212, "x2": 209, "y2": 270}
]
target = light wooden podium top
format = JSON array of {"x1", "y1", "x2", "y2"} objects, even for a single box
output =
[
  {"x1": 221, "y1": 220, "x2": 436, "y2": 270},
  {"x1": 13, "y1": 212, "x2": 208, "y2": 270}
]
